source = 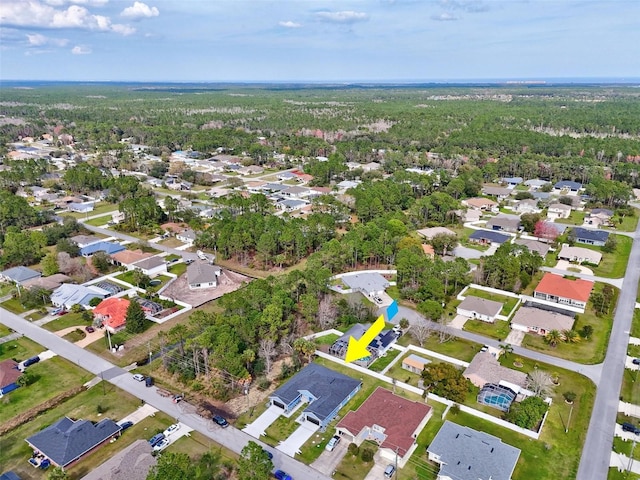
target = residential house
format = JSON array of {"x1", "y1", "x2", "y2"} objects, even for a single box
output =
[
  {"x1": 514, "y1": 238, "x2": 550, "y2": 257},
  {"x1": 80, "y1": 241, "x2": 125, "y2": 257},
  {"x1": 70, "y1": 235, "x2": 103, "y2": 249},
  {"x1": 277, "y1": 171, "x2": 297, "y2": 181},
  {"x1": 68, "y1": 202, "x2": 95, "y2": 213},
  {"x1": 570, "y1": 227, "x2": 610, "y2": 247},
  {"x1": 93, "y1": 297, "x2": 131, "y2": 333},
  {"x1": 558, "y1": 245, "x2": 602, "y2": 265},
  {"x1": 336, "y1": 387, "x2": 432, "y2": 468},
  {"x1": 277, "y1": 199, "x2": 308, "y2": 212},
  {"x1": 416, "y1": 227, "x2": 456, "y2": 240},
  {"x1": 26, "y1": 417, "x2": 121, "y2": 468},
  {"x1": 0, "y1": 359, "x2": 22, "y2": 396},
  {"x1": 547, "y1": 203, "x2": 572, "y2": 220},
  {"x1": 457, "y1": 209, "x2": 481, "y2": 223},
  {"x1": 462, "y1": 197, "x2": 498, "y2": 211},
  {"x1": 533, "y1": 272, "x2": 594, "y2": 311},
  {"x1": 402, "y1": 354, "x2": 430, "y2": 375},
  {"x1": 111, "y1": 211, "x2": 126, "y2": 224},
  {"x1": 585, "y1": 208, "x2": 614, "y2": 228},
  {"x1": 421, "y1": 244, "x2": 435, "y2": 259},
  {"x1": 51, "y1": 284, "x2": 110, "y2": 310},
  {"x1": 268, "y1": 363, "x2": 362, "y2": 430},
  {"x1": 481, "y1": 186, "x2": 513, "y2": 200},
  {"x1": 176, "y1": 229, "x2": 197, "y2": 245},
  {"x1": 468, "y1": 230, "x2": 510, "y2": 246},
  {"x1": 511, "y1": 305, "x2": 575, "y2": 336},
  {"x1": 238, "y1": 165, "x2": 264, "y2": 176},
  {"x1": 361, "y1": 161, "x2": 382, "y2": 172},
  {"x1": 0, "y1": 266, "x2": 41, "y2": 285},
  {"x1": 187, "y1": 262, "x2": 221, "y2": 290},
  {"x1": 513, "y1": 199, "x2": 541, "y2": 214},
  {"x1": 23, "y1": 273, "x2": 72, "y2": 292},
  {"x1": 554, "y1": 180, "x2": 583, "y2": 194},
  {"x1": 79, "y1": 439, "x2": 156, "y2": 480},
  {"x1": 132, "y1": 256, "x2": 167, "y2": 277},
  {"x1": 486, "y1": 215, "x2": 521, "y2": 233},
  {"x1": 501, "y1": 177, "x2": 523, "y2": 188},
  {"x1": 329, "y1": 323, "x2": 398, "y2": 367},
  {"x1": 427, "y1": 421, "x2": 521, "y2": 480},
  {"x1": 336, "y1": 180, "x2": 360, "y2": 193},
  {"x1": 110, "y1": 249, "x2": 153, "y2": 269},
  {"x1": 456, "y1": 296, "x2": 503, "y2": 323},
  {"x1": 282, "y1": 186, "x2": 310, "y2": 198},
  {"x1": 463, "y1": 351, "x2": 528, "y2": 390},
  {"x1": 524, "y1": 179, "x2": 550, "y2": 190},
  {"x1": 341, "y1": 272, "x2": 389, "y2": 299}
]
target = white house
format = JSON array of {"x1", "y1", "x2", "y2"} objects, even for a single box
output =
[
  {"x1": 547, "y1": 203, "x2": 572, "y2": 220},
  {"x1": 176, "y1": 229, "x2": 197, "y2": 245},
  {"x1": 187, "y1": 262, "x2": 221, "y2": 290},
  {"x1": 456, "y1": 296, "x2": 503, "y2": 323},
  {"x1": 132, "y1": 256, "x2": 167, "y2": 277}
]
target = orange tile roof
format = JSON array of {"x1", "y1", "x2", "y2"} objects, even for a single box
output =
[
  {"x1": 421, "y1": 244, "x2": 435, "y2": 257},
  {"x1": 93, "y1": 297, "x2": 130, "y2": 329},
  {"x1": 534, "y1": 273, "x2": 594, "y2": 302}
]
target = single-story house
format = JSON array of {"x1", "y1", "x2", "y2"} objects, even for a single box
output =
[
  {"x1": 110, "y1": 249, "x2": 153, "y2": 269},
  {"x1": 187, "y1": 262, "x2": 221, "y2": 290},
  {"x1": 461, "y1": 197, "x2": 498, "y2": 211},
  {"x1": 111, "y1": 211, "x2": 126, "y2": 224},
  {"x1": 329, "y1": 323, "x2": 398, "y2": 366},
  {"x1": 26, "y1": 417, "x2": 121, "y2": 468},
  {"x1": 501, "y1": 177, "x2": 523, "y2": 188},
  {"x1": 268, "y1": 363, "x2": 361, "y2": 430},
  {"x1": 277, "y1": 171, "x2": 297, "y2": 181},
  {"x1": 463, "y1": 351, "x2": 528, "y2": 390},
  {"x1": 282, "y1": 186, "x2": 310, "y2": 198},
  {"x1": 457, "y1": 296, "x2": 503, "y2": 323},
  {"x1": 468, "y1": 230, "x2": 510, "y2": 246},
  {"x1": 51, "y1": 284, "x2": 110, "y2": 310},
  {"x1": 238, "y1": 165, "x2": 264, "y2": 176},
  {"x1": 22, "y1": 273, "x2": 72, "y2": 291},
  {"x1": 402, "y1": 354, "x2": 431, "y2": 375},
  {"x1": 514, "y1": 238, "x2": 550, "y2": 257},
  {"x1": 457, "y1": 209, "x2": 481, "y2": 223},
  {"x1": 585, "y1": 208, "x2": 614, "y2": 227},
  {"x1": 80, "y1": 241, "x2": 126, "y2": 257},
  {"x1": 341, "y1": 272, "x2": 390, "y2": 298},
  {"x1": 277, "y1": 199, "x2": 308, "y2": 212},
  {"x1": 511, "y1": 305, "x2": 575, "y2": 336},
  {"x1": 481, "y1": 186, "x2": 513, "y2": 200},
  {"x1": 0, "y1": 266, "x2": 41, "y2": 285},
  {"x1": 570, "y1": 227, "x2": 609, "y2": 247},
  {"x1": 554, "y1": 180, "x2": 583, "y2": 194},
  {"x1": 336, "y1": 387, "x2": 432, "y2": 468},
  {"x1": 79, "y1": 439, "x2": 156, "y2": 480},
  {"x1": 547, "y1": 203, "x2": 572, "y2": 220},
  {"x1": 533, "y1": 272, "x2": 594, "y2": 311},
  {"x1": 558, "y1": 245, "x2": 602, "y2": 265},
  {"x1": 68, "y1": 202, "x2": 95, "y2": 213},
  {"x1": 427, "y1": 421, "x2": 521, "y2": 480},
  {"x1": 70, "y1": 235, "x2": 104, "y2": 249},
  {"x1": 486, "y1": 215, "x2": 521, "y2": 233},
  {"x1": 132, "y1": 256, "x2": 167, "y2": 277},
  {"x1": 421, "y1": 244, "x2": 435, "y2": 259},
  {"x1": 0, "y1": 359, "x2": 22, "y2": 396},
  {"x1": 513, "y1": 199, "x2": 541, "y2": 214},
  {"x1": 176, "y1": 229, "x2": 197, "y2": 245},
  {"x1": 93, "y1": 297, "x2": 131, "y2": 333},
  {"x1": 416, "y1": 227, "x2": 456, "y2": 240},
  {"x1": 524, "y1": 179, "x2": 550, "y2": 190}
]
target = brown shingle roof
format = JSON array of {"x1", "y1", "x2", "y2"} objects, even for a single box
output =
[
  {"x1": 0, "y1": 359, "x2": 22, "y2": 389},
  {"x1": 511, "y1": 306, "x2": 575, "y2": 332},
  {"x1": 463, "y1": 352, "x2": 527, "y2": 389}
]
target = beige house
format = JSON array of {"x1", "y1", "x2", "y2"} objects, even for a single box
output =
[
  {"x1": 463, "y1": 352, "x2": 527, "y2": 390},
  {"x1": 462, "y1": 197, "x2": 498, "y2": 211},
  {"x1": 511, "y1": 306, "x2": 575, "y2": 336},
  {"x1": 402, "y1": 354, "x2": 430, "y2": 374},
  {"x1": 558, "y1": 245, "x2": 602, "y2": 265},
  {"x1": 547, "y1": 203, "x2": 572, "y2": 220}
]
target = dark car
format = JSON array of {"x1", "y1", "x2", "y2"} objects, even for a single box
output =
[
  {"x1": 212, "y1": 415, "x2": 229, "y2": 428},
  {"x1": 85, "y1": 326, "x2": 95, "y2": 333},
  {"x1": 274, "y1": 470, "x2": 292, "y2": 480},
  {"x1": 622, "y1": 422, "x2": 640, "y2": 434},
  {"x1": 145, "y1": 376, "x2": 154, "y2": 387},
  {"x1": 119, "y1": 421, "x2": 134, "y2": 431},
  {"x1": 149, "y1": 433, "x2": 165, "y2": 447},
  {"x1": 22, "y1": 356, "x2": 40, "y2": 368},
  {"x1": 633, "y1": 358, "x2": 640, "y2": 365},
  {"x1": 263, "y1": 448, "x2": 273, "y2": 460}
]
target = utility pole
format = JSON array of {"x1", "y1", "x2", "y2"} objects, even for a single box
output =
[
  {"x1": 394, "y1": 446, "x2": 398, "y2": 478},
  {"x1": 106, "y1": 327, "x2": 113, "y2": 351},
  {"x1": 100, "y1": 371, "x2": 105, "y2": 396},
  {"x1": 566, "y1": 403, "x2": 574, "y2": 433},
  {"x1": 147, "y1": 341, "x2": 152, "y2": 364}
]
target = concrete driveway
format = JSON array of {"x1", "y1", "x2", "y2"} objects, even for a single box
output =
[
  {"x1": 277, "y1": 420, "x2": 319, "y2": 457},
  {"x1": 363, "y1": 452, "x2": 390, "y2": 480},
  {"x1": 119, "y1": 403, "x2": 159, "y2": 425},
  {"x1": 311, "y1": 437, "x2": 348, "y2": 475},
  {"x1": 243, "y1": 404, "x2": 282, "y2": 438},
  {"x1": 452, "y1": 245, "x2": 483, "y2": 260},
  {"x1": 449, "y1": 314, "x2": 468, "y2": 330}
]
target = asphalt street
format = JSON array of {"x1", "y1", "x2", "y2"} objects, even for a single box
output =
[{"x1": 0, "y1": 308, "x2": 331, "y2": 480}]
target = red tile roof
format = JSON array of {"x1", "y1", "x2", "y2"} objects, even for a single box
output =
[
  {"x1": 93, "y1": 297, "x2": 130, "y2": 330},
  {"x1": 0, "y1": 359, "x2": 22, "y2": 388},
  {"x1": 337, "y1": 387, "x2": 431, "y2": 457},
  {"x1": 534, "y1": 273, "x2": 594, "y2": 302}
]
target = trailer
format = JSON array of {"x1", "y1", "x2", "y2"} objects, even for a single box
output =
[{"x1": 156, "y1": 387, "x2": 172, "y2": 398}]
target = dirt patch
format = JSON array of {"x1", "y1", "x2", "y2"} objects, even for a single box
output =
[{"x1": 161, "y1": 269, "x2": 252, "y2": 308}]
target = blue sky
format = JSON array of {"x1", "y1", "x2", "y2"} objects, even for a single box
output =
[{"x1": 1, "y1": 0, "x2": 638, "y2": 82}]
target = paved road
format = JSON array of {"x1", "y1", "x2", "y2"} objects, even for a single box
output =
[
  {"x1": 577, "y1": 220, "x2": 640, "y2": 480},
  {"x1": 0, "y1": 308, "x2": 331, "y2": 480}
]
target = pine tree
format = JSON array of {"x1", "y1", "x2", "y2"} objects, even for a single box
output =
[{"x1": 125, "y1": 300, "x2": 146, "y2": 334}]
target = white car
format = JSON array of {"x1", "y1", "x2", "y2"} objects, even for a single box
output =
[
  {"x1": 325, "y1": 435, "x2": 341, "y2": 451},
  {"x1": 164, "y1": 423, "x2": 180, "y2": 436},
  {"x1": 152, "y1": 437, "x2": 171, "y2": 452},
  {"x1": 132, "y1": 374, "x2": 145, "y2": 382}
]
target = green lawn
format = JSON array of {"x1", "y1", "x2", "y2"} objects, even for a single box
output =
[
  {"x1": 168, "y1": 262, "x2": 188, "y2": 276},
  {"x1": 0, "y1": 324, "x2": 12, "y2": 337},
  {"x1": 114, "y1": 270, "x2": 141, "y2": 286},
  {"x1": 0, "y1": 337, "x2": 44, "y2": 362},
  {"x1": 590, "y1": 235, "x2": 633, "y2": 278},
  {"x1": 463, "y1": 319, "x2": 511, "y2": 341},
  {"x1": 64, "y1": 202, "x2": 118, "y2": 219},
  {"x1": 463, "y1": 288, "x2": 519, "y2": 316},
  {"x1": 555, "y1": 210, "x2": 586, "y2": 225},
  {"x1": 160, "y1": 237, "x2": 187, "y2": 248},
  {"x1": 607, "y1": 210, "x2": 640, "y2": 233},
  {"x1": 397, "y1": 333, "x2": 481, "y2": 363},
  {"x1": 25, "y1": 310, "x2": 47, "y2": 321},
  {"x1": 608, "y1": 468, "x2": 640, "y2": 480},
  {"x1": 313, "y1": 333, "x2": 340, "y2": 346},
  {"x1": 632, "y1": 309, "x2": 640, "y2": 339},
  {"x1": 85, "y1": 214, "x2": 113, "y2": 226},
  {"x1": 620, "y1": 367, "x2": 640, "y2": 405},
  {"x1": 334, "y1": 443, "x2": 376, "y2": 480},
  {"x1": 0, "y1": 282, "x2": 17, "y2": 297},
  {"x1": 369, "y1": 348, "x2": 402, "y2": 373},
  {"x1": 43, "y1": 312, "x2": 90, "y2": 332},
  {"x1": 0, "y1": 297, "x2": 29, "y2": 314}
]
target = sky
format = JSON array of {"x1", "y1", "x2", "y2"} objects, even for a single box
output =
[{"x1": 1, "y1": 0, "x2": 639, "y2": 83}]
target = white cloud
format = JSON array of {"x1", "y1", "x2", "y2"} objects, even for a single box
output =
[
  {"x1": 279, "y1": 20, "x2": 302, "y2": 28},
  {"x1": 315, "y1": 11, "x2": 369, "y2": 24},
  {"x1": 26, "y1": 33, "x2": 68, "y2": 47},
  {"x1": 112, "y1": 23, "x2": 136, "y2": 35},
  {"x1": 431, "y1": 12, "x2": 459, "y2": 21},
  {"x1": 71, "y1": 45, "x2": 91, "y2": 54},
  {"x1": 121, "y1": 2, "x2": 159, "y2": 20}
]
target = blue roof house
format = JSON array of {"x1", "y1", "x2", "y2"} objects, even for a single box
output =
[
  {"x1": 554, "y1": 180, "x2": 583, "y2": 193},
  {"x1": 80, "y1": 241, "x2": 125, "y2": 257},
  {"x1": 269, "y1": 363, "x2": 361, "y2": 430},
  {"x1": 570, "y1": 227, "x2": 610, "y2": 247},
  {"x1": 26, "y1": 417, "x2": 121, "y2": 468},
  {"x1": 0, "y1": 266, "x2": 41, "y2": 285}
]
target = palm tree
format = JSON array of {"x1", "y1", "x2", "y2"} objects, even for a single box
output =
[
  {"x1": 545, "y1": 330, "x2": 563, "y2": 348},
  {"x1": 563, "y1": 329, "x2": 581, "y2": 344},
  {"x1": 499, "y1": 343, "x2": 513, "y2": 358}
]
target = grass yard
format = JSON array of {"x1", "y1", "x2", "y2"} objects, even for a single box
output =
[
  {"x1": 43, "y1": 312, "x2": 90, "y2": 332},
  {"x1": 114, "y1": 270, "x2": 142, "y2": 286},
  {"x1": 261, "y1": 415, "x2": 303, "y2": 448},
  {"x1": 463, "y1": 319, "x2": 511, "y2": 341},
  {"x1": 463, "y1": 288, "x2": 519, "y2": 316},
  {"x1": 334, "y1": 444, "x2": 376, "y2": 480},
  {"x1": 0, "y1": 356, "x2": 92, "y2": 425},
  {"x1": 632, "y1": 309, "x2": 640, "y2": 339},
  {"x1": 168, "y1": 262, "x2": 188, "y2": 276},
  {"x1": 590, "y1": 235, "x2": 633, "y2": 278},
  {"x1": 397, "y1": 333, "x2": 481, "y2": 363},
  {"x1": 620, "y1": 367, "x2": 640, "y2": 405},
  {"x1": 159, "y1": 237, "x2": 187, "y2": 248},
  {"x1": 0, "y1": 324, "x2": 12, "y2": 337},
  {"x1": 313, "y1": 333, "x2": 340, "y2": 346},
  {"x1": 85, "y1": 214, "x2": 113, "y2": 226},
  {"x1": 608, "y1": 469, "x2": 640, "y2": 480},
  {"x1": 0, "y1": 282, "x2": 17, "y2": 297},
  {"x1": 24, "y1": 310, "x2": 47, "y2": 321},
  {"x1": 607, "y1": 210, "x2": 640, "y2": 233},
  {"x1": 0, "y1": 337, "x2": 44, "y2": 362},
  {"x1": 64, "y1": 202, "x2": 118, "y2": 219},
  {"x1": 63, "y1": 328, "x2": 87, "y2": 342},
  {"x1": 555, "y1": 210, "x2": 586, "y2": 225},
  {"x1": 369, "y1": 348, "x2": 402, "y2": 373},
  {"x1": 0, "y1": 297, "x2": 29, "y2": 314}
]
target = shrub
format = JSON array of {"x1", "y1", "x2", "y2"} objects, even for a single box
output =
[
  {"x1": 347, "y1": 443, "x2": 359, "y2": 456},
  {"x1": 563, "y1": 391, "x2": 577, "y2": 403},
  {"x1": 449, "y1": 403, "x2": 461, "y2": 416},
  {"x1": 360, "y1": 447, "x2": 374, "y2": 462}
]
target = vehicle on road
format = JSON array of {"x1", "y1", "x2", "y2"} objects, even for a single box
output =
[
  {"x1": 153, "y1": 437, "x2": 171, "y2": 452},
  {"x1": 149, "y1": 433, "x2": 165, "y2": 447},
  {"x1": 164, "y1": 423, "x2": 180, "y2": 436},
  {"x1": 172, "y1": 394, "x2": 184, "y2": 403},
  {"x1": 212, "y1": 415, "x2": 229, "y2": 428},
  {"x1": 184, "y1": 258, "x2": 194, "y2": 265},
  {"x1": 197, "y1": 250, "x2": 207, "y2": 260},
  {"x1": 145, "y1": 376, "x2": 154, "y2": 387},
  {"x1": 132, "y1": 373, "x2": 145, "y2": 382},
  {"x1": 119, "y1": 421, "x2": 134, "y2": 431},
  {"x1": 325, "y1": 435, "x2": 340, "y2": 451},
  {"x1": 384, "y1": 464, "x2": 396, "y2": 478},
  {"x1": 622, "y1": 422, "x2": 640, "y2": 434},
  {"x1": 85, "y1": 326, "x2": 95, "y2": 333},
  {"x1": 274, "y1": 470, "x2": 292, "y2": 480},
  {"x1": 480, "y1": 345, "x2": 489, "y2": 353}
]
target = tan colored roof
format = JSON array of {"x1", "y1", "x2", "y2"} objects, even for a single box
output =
[
  {"x1": 402, "y1": 354, "x2": 430, "y2": 370},
  {"x1": 110, "y1": 249, "x2": 153, "y2": 266},
  {"x1": 463, "y1": 197, "x2": 497, "y2": 208},
  {"x1": 416, "y1": 226, "x2": 456, "y2": 239},
  {"x1": 558, "y1": 246, "x2": 602, "y2": 264},
  {"x1": 511, "y1": 306, "x2": 575, "y2": 332},
  {"x1": 463, "y1": 352, "x2": 527, "y2": 388}
]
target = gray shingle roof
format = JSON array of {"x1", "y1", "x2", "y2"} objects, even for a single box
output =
[
  {"x1": 187, "y1": 261, "x2": 221, "y2": 285},
  {"x1": 341, "y1": 273, "x2": 389, "y2": 294},
  {"x1": 0, "y1": 266, "x2": 41, "y2": 284},
  {"x1": 132, "y1": 256, "x2": 165, "y2": 271},
  {"x1": 26, "y1": 417, "x2": 121, "y2": 467},
  {"x1": 458, "y1": 296, "x2": 503, "y2": 318},
  {"x1": 270, "y1": 363, "x2": 361, "y2": 422},
  {"x1": 427, "y1": 421, "x2": 521, "y2": 480},
  {"x1": 468, "y1": 230, "x2": 510, "y2": 244}
]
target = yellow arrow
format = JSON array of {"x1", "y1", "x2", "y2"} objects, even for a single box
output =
[{"x1": 345, "y1": 315, "x2": 386, "y2": 363}]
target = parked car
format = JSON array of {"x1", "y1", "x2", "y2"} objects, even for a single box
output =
[
  {"x1": 184, "y1": 258, "x2": 194, "y2": 265},
  {"x1": 164, "y1": 423, "x2": 180, "y2": 436},
  {"x1": 263, "y1": 448, "x2": 273, "y2": 460},
  {"x1": 22, "y1": 356, "x2": 40, "y2": 368},
  {"x1": 132, "y1": 373, "x2": 145, "y2": 382},
  {"x1": 51, "y1": 307, "x2": 64, "y2": 315},
  {"x1": 384, "y1": 464, "x2": 396, "y2": 478},
  {"x1": 274, "y1": 470, "x2": 292, "y2": 480},
  {"x1": 149, "y1": 433, "x2": 165, "y2": 447},
  {"x1": 325, "y1": 435, "x2": 341, "y2": 451},
  {"x1": 633, "y1": 358, "x2": 640, "y2": 365},
  {"x1": 153, "y1": 437, "x2": 171, "y2": 452},
  {"x1": 622, "y1": 422, "x2": 640, "y2": 434},
  {"x1": 145, "y1": 376, "x2": 154, "y2": 387},
  {"x1": 85, "y1": 326, "x2": 95, "y2": 333},
  {"x1": 56, "y1": 309, "x2": 67, "y2": 316},
  {"x1": 212, "y1": 415, "x2": 229, "y2": 428},
  {"x1": 480, "y1": 345, "x2": 489, "y2": 353},
  {"x1": 119, "y1": 421, "x2": 134, "y2": 431}
]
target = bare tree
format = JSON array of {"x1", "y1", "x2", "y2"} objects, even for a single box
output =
[
  {"x1": 259, "y1": 338, "x2": 278, "y2": 374},
  {"x1": 317, "y1": 295, "x2": 338, "y2": 329},
  {"x1": 278, "y1": 333, "x2": 296, "y2": 356},
  {"x1": 526, "y1": 370, "x2": 554, "y2": 397},
  {"x1": 56, "y1": 252, "x2": 74, "y2": 274},
  {"x1": 410, "y1": 320, "x2": 433, "y2": 347},
  {"x1": 437, "y1": 317, "x2": 453, "y2": 344}
]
